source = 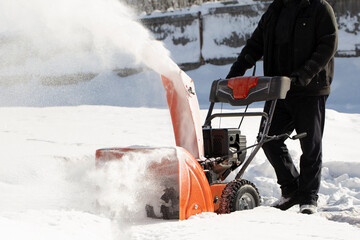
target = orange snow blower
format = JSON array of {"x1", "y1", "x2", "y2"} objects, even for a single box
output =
[{"x1": 96, "y1": 70, "x2": 294, "y2": 220}]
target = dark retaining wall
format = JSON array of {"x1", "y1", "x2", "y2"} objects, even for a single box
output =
[{"x1": 139, "y1": 0, "x2": 360, "y2": 71}]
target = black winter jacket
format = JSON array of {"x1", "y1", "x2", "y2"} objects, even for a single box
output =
[{"x1": 227, "y1": 0, "x2": 338, "y2": 96}]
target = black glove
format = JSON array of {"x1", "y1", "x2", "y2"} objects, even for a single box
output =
[
  {"x1": 226, "y1": 61, "x2": 246, "y2": 79},
  {"x1": 290, "y1": 74, "x2": 310, "y2": 87},
  {"x1": 290, "y1": 76, "x2": 298, "y2": 84},
  {"x1": 226, "y1": 70, "x2": 240, "y2": 79},
  {"x1": 226, "y1": 54, "x2": 257, "y2": 79}
]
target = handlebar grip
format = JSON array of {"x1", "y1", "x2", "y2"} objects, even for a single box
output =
[{"x1": 291, "y1": 132, "x2": 307, "y2": 140}]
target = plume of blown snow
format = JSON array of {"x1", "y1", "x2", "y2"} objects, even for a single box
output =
[{"x1": 0, "y1": 0, "x2": 179, "y2": 78}]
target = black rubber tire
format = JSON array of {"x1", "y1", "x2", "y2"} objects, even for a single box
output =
[{"x1": 217, "y1": 179, "x2": 260, "y2": 214}]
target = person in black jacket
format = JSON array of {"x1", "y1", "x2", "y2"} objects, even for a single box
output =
[{"x1": 227, "y1": 0, "x2": 338, "y2": 214}]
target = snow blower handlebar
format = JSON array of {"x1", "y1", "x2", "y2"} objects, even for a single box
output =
[
  {"x1": 203, "y1": 76, "x2": 292, "y2": 180},
  {"x1": 204, "y1": 76, "x2": 291, "y2": 126}
]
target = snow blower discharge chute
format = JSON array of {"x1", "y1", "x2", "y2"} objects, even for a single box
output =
[{"x1": 96, "y1": 71, "x2": 306, "y2": 220}]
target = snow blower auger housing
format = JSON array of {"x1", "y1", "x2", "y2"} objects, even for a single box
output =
[{"x1": 95, "y1": 71, "x2": 292, "y2": 220}]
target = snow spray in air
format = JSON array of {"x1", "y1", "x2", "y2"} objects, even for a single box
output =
[
  {"x1": 0, "y1": 0, "x2": 180, "y2": 78},
  {"x1": 94, "y1": 148, "x2": 179, "y2": 220},
  {"x1": 0, "y1": 0, "x2": 202, "y2": 221}
]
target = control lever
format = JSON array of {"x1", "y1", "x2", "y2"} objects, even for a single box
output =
[
  {"x1": 273, "y1": 132, "x2": 307, "y2": 140},
  {"x1": 290, "y1": 132, "x2": 307, "y2": 140}
]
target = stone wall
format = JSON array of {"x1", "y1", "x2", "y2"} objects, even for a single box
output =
[
  {"x1": 122, "y1": 0, "x2": 360, "y2": 15},
  {"x1": 138, "y1": 0, "x2": 359, "y2": 70},
  {"x1": 121, "y1": 0, "x2": 223, "y2": 14}
]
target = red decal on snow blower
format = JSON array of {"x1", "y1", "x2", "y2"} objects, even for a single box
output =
[{"x1": 228, "y1": 76, "x2": 259, "y2": 99}]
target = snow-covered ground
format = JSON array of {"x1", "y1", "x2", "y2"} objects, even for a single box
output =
[
  {"x1": 1, "y1": 105, "x2": 360, "y2": 239},
  {"x1": 1, "y1": 0, "x2": 360, "y2": 239}
]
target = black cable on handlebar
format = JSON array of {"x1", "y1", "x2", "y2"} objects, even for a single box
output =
[{"x1": 238, "y1": 105, "x2": 249, "y2": 129}]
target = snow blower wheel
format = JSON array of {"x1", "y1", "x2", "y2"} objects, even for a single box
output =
[{"x1": 217, "y1": 179, "x2": 260, "y2": 214}]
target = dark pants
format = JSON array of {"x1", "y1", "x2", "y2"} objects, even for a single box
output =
[{"x1": 262, "y1": 95, "x2": 327, "y2": 206}]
